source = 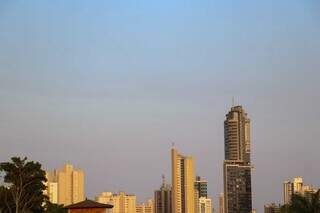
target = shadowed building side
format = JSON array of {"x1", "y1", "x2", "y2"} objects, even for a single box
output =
[{"x1": 223, "y1": 106, "x2": 252, "y2": 213}]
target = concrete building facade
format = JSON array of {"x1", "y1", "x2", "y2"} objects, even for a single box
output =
[
  {"x1": 198, "y1": 197, "x2": 212, "y2": 213},
  {"x1": 223, "y1": 106, "x2": 252, "y2": 213},
  {"x1": 171, "y1": 148, "x2": 195, "y2": 213},
  {"x1": 96, "y1": 192, "x2": 136, "y2": 213},
  {"x1": 194, "y1": 176, "x2": 208, "y2": 198},
  {"x1": 264, "y1": 203, "x2": 280, "y2": 213},
  {"x1": 136, "y1": 200, "x2": 154, "y2": 213},
  {"x1": 219, "y1": 193, "x2": 224, "y2": 213},
  {"x1": 45, "y1": 164, "x2": 84, "y2": 205},
  {"x1": 155, "y1": 176, "x2": 172, "y2": 213}
]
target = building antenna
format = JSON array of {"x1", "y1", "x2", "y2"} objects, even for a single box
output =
[{"x1": 232, "y1": 96, "x2": 235, "y2": 107}]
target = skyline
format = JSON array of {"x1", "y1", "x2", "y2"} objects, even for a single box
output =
[{"x1": 1, "y1": 1, "x2": 320, "y2": 212}]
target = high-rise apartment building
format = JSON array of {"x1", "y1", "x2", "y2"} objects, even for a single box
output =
[
  {"x1": 198, "y1": 197, "x2": 212, "y2": 213},
  {"x1": 171, "y1": 148, "x2": 195, "y2": 213},
  {"x1": 223, "y1": 106, "x2": 252, "y2": 213},
  {"x1": 46, "y1": 163, "x2": 84, "y2": 205},
  {"x1": 96, "y1": 192, "x2": 136, "y2": 213},
  {"x1": 264, "y1": 203, "x2": 280, "y2": 213},
  {"x1": 283, "y1": 181, "x2": 293, "y2": 204},
  {"x1": 194, "y1": 176, "x2": 208, "y2": 198},
  {"x1": 283, "y1": 177, "x2": 318, "y2": 204},
  {"x1": 155, "y1": 176, "x2": 172, "y2": 213},
  {"x1": 44, "y1": 171, "x2": 58, "y2": 204},
  {"x1": 218, "y1": 193, "x2": 224, "y2": 213},
  {"x1": 283, "y1": 177, "x2": 304, "y2": 204},
  {"x1": 57, "y1": 164, "x2": 85, "y2": 205},
  {"x1": 293, "y1": 177, "x2": 303, "y2": 193}
]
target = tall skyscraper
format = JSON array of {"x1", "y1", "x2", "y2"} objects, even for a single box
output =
[
  {"x1": 223, "y1": 106, "x2": 252, "y2": 213},
  {"x1": 171, "y1": 148, "x2": 195, "y2": 213},
  {"x1": 46, "y1": 163, "x2": 85, "y2": 205},
  {"x1": 194, "y1": 176, "x2": 208, "y2": 198},
  {"x1": 218, "y1": 193, "x2": 225, "y2": 213},
  {"x1": 96, "y1": 192, "x2": 136, "y2": 213},
  {"x1": 155, "y1": 176, "x2": 172, "y2": 213},
  {"x1": 283, "y1": 181, "x2": 293, "y2": 204}
]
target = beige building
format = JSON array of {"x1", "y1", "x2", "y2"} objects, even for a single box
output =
[
  {"x1": 293, "y1": 177, "x2": 303, "y2": 193},
  {"x1": 171, "y1": 148, "x2": 195, "y2": 213},
  {"x1": 218, "y1": 193, "x2": 224, "y2": 213},
  {"x1": 44, "y1": 172, "x2": 58, "y2": 204},
  {"x1": 46, "y1": 163, "x2": 85, "y2": 206},
  {"x1": 96, "y1": 192, "x2": 136, "y2": 213},
  {"x1": 283, "y1": 181, "x2": 293, "y2": 204},
  {"x1": 136, "y1": 199, "x2": 154, "y2": 213},
  {"x1": 198, "y1": 197, "x2": 212, "y2": 213},
  {"x1": 283, "y1": 177, "x2": 318, "y2": 204}
]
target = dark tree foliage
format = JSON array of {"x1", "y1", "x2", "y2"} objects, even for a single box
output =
[
  {"x1": 280, "y1": 189, "x2": 320, "y2": 213},
  {"x1": 44, "y1": 202, "x2": 66, "y2": 213},
  {"x1": 0, "y1": 157, "x2": 47, "y2": 213}
]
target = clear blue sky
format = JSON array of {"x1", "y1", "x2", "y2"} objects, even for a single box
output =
[{"x1": 0, "y1": 0, "x2": 320, "y2": 211}]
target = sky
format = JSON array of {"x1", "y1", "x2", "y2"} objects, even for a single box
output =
[{"x1": 0, "y1": 0, "x2": 320, "y2": 211}]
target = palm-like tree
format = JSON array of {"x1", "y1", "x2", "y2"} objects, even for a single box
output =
[{"x1": 280, "y1": 189, "x2": 320, "y2": 213}]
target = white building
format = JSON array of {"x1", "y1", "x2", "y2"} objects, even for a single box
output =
[{"x1": 199, "y1": 197, "x2": 212, "y2": 213}]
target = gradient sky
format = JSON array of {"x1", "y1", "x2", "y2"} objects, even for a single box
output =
[{"x1": 0, "y1": 0, "x2": 320, "y2": 211}]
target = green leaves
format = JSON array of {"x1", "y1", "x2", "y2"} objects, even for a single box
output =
[{"x1": 0, "y1": 157, "x2": 48, "y2": 213}]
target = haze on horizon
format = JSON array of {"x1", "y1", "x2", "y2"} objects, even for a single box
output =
[{"x1": 0, "y1": 1, "x2": 319, "y2": 212}]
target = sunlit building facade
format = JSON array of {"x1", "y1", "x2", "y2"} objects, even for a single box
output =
[{"x1": 171, "y1": 148, "x2": 195, "y2": 213}]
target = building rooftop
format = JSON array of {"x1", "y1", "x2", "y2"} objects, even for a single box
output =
[{"x1": 64, "y1": 199, "x2": 113, "y2": 209}]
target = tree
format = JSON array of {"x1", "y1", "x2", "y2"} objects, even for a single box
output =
[
  {"x1": 0, "y1": 157, "x2": 47, "y2": 213},
  {"x1": 44, "y1": 202, "x2": 66, "y2": 213},
  {"x1": 0, "y1": 185, "x2": 14, "y2": 213},
  {"x1": 280, "y1": 189, "x2": 320, "y2": 213}
]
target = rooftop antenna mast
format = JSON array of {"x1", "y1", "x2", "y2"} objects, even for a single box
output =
[{"x1": 232, "y1": 96, "x2": 235, "y2": 107}]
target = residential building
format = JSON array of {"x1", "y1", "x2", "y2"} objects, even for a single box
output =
[
  {"x1": 194, "y1": 176, "x2": 208, "y2": 198},
  {"x1": 264, "y1": 203, "x2": 280, "y2": 213},
  {"x1": 155, "y1": 176, "x2": 172, "y2": 213},
  {"x1": 223, "y1": 106, "x2": 252, "y2": 213},
  {"x1": 218, "y1": 193, "x2": 224, "y2": 213},
  {"x1": 283, "y1": 181, "x2": 293, "y2": 204},
  {"x1": 171, "y1": 148, "x2": 195, "y2": 213},
  {"x1": 198, "y1": 197, "x2": 212, "y2": 213},
  {"x1": 44, "y1": 171, "x2": 58, "y2": 204},
  {"x1": 283, "y1": 177, "x2": 318, "y2": 204},
  {"x1": 136, "y1": 200, "x2": 154, "y2": 213},
  {"x1": 46, "y1": 163, "x2": 85, "y2": 205},
  {"x1": 96, "y1": 192, "x2": 136, "y2": 213},
  {"x1": 293, "y1": 177, "x2": 303, "y2": 194}
]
